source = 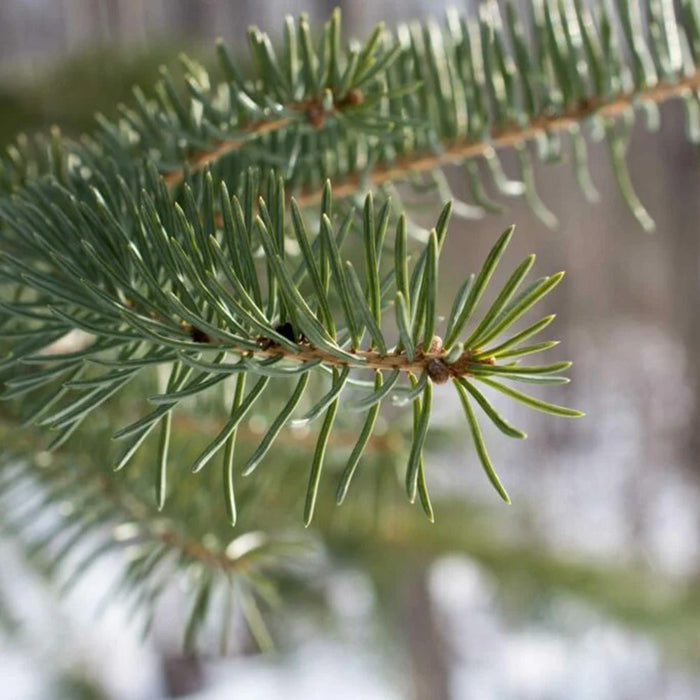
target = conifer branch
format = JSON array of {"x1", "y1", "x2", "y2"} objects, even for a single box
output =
[
  {"x1": 171, "y1": 319, "x2": 496, "y2": 379},
  {"x1": 0, "y1": 171, "x2": 581, "y2": 520},
  {"x1": 97, "y1": 472, "x2": 249, "y2": 573},
  {"x1": 6, "y1": 0, "x2": 700, "y2": 649},
  {"x1": 0, "y1": 429, "x2": 296, "y2": 651},
  {"x1": 295, "y1": 71, "x2": 700, "y2": 207},
  {"x1": 68, "y1": 0, "x2": 700, "y2": 233},
  {"x1": 4, "y1": 1, "x2": 700, "y2": 232},
  {"x1": 161, "y1": 87, "x2": 369, "y2": 187},
  {"x1": 161, "y1": 117, "x2": 291, "y2": 187}
]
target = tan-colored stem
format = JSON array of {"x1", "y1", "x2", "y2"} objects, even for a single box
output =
[
  {"x1": 288, "y1": 72, "x2": 700, "y2": 207},
  {"x1": 162, "y1": 117, "x2": 291, "y2": 187},
  {"x1": 161, "y1": 90, "x2": 362, "y2": 187},
  {"x1": 164, "y1": 71, "x2": 700, "y2": 215},
  {"x1": 95, "y1": 473, "x2": 248, "y2": 571},
  {"x1": 187, "y1": 325, "x2": 479, "y2": 384},
  {"x1": 248, "y1": 342, "x2": 452, "y2": 374}
]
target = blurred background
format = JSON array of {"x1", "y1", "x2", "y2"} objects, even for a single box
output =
[{"x1": 1, "y1": 1, "x2": 700, "y2": 699}]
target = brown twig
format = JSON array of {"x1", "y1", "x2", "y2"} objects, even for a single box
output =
[
  {"x1": 92, "y1": 472, "x2": 249, "y2": 571},
  {"x1": 164, "y1": 71, "x2": 700, "y2": 221},
  {"x1": 161, "y1": 117, "x2": 291, "y2": 188},
  {"x1": 290, "y1": 72, "x2": 700, "y2": 207},
  {"x1": 181, "y1": 321, "x2": 481, "y2": 383},
  {"x1": 161, "y1": 89, "x2": 366, "y2": 188}
]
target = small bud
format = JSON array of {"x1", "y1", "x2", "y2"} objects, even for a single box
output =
[
  {"x1": 426, "y1": 358, "x2": 450, "y2": 384},
  {"x1": 258, "y1": 335, "x2": 274, "y2": 350},
  {"x1": 426, "y1": 335, "x2": 443, "y2": 354},
  {"x1": 180, "y1": 320, "x2": 210, "y2": 343},
  {"x1": 307, "y1": 104, "x2": 325, "y2": 129},
  {"x1": 275, "y1": 321, "x2": 297, "y2": 343},
  {"x1": 344, "y1": 88, "x2": 363, "y2": 106},
  {"x1": 191, "y1": 326, "x2": 210, "y2": 344}
]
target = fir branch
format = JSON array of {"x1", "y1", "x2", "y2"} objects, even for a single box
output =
[
  {"x1": 0, "y1": 440, "x2": 300, "y2": 652},
  {"x1": 7, "y1": 0, "x2": 700, "y2": 655},
  {"x1": 161, "y1": 116, "x2": 291, "y2": 187},
  {"x1": 0, "y1": 172, "x2": 580, "y2": 520},
  {"x1": 6, "y1": 2, "x2": 700, "y2": 231},
  {"x1": 294, "y1": 70, "x2": 700, "y2": 208},
  {"x1": 113, "y1": 2, "x2": 700, "y2": 230}
]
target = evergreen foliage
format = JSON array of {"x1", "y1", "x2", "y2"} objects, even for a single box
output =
[{"x1": 1, "y1": 0, "x2": 699, "y2": 649}]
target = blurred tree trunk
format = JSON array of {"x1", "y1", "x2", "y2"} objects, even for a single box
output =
[
  {"x1": 162, "y1": 653, "x2": 205, "y2": 698},
  {"x1": 665, "y1": 110, "x2": 700, "y2": 470},
  {"x1": 399, "y1": 566, "x2": 451, "y2": 700},
  {"x1": 175, "y1": 0, "x2": 218, "y2": 35},
  {"x1": 0, "y1": 4, "x2": 17, "y2": 63}
]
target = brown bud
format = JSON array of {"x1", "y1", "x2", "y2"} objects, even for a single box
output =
[
  {"x1": 180, "y1": 320, "x2": 210, "y2": 344},
  {"x1": 426, "y1": 358, "x2": 450, "y2": 384},
  {"x1": 274, "y1": 321, "x2": 297, "y2": 343},
  {"x1": 190, "y1": 326, "x2": 211, "y2": 344},
  {"x1": 307, "y1": 104, "x2": 325, "y2": 129},
  {"x1": 258, "y1": 335, "x2": 274, "y2": 351},
  {"x1": 344, "y1": 88, "x2": 363, "y2": 106}
]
